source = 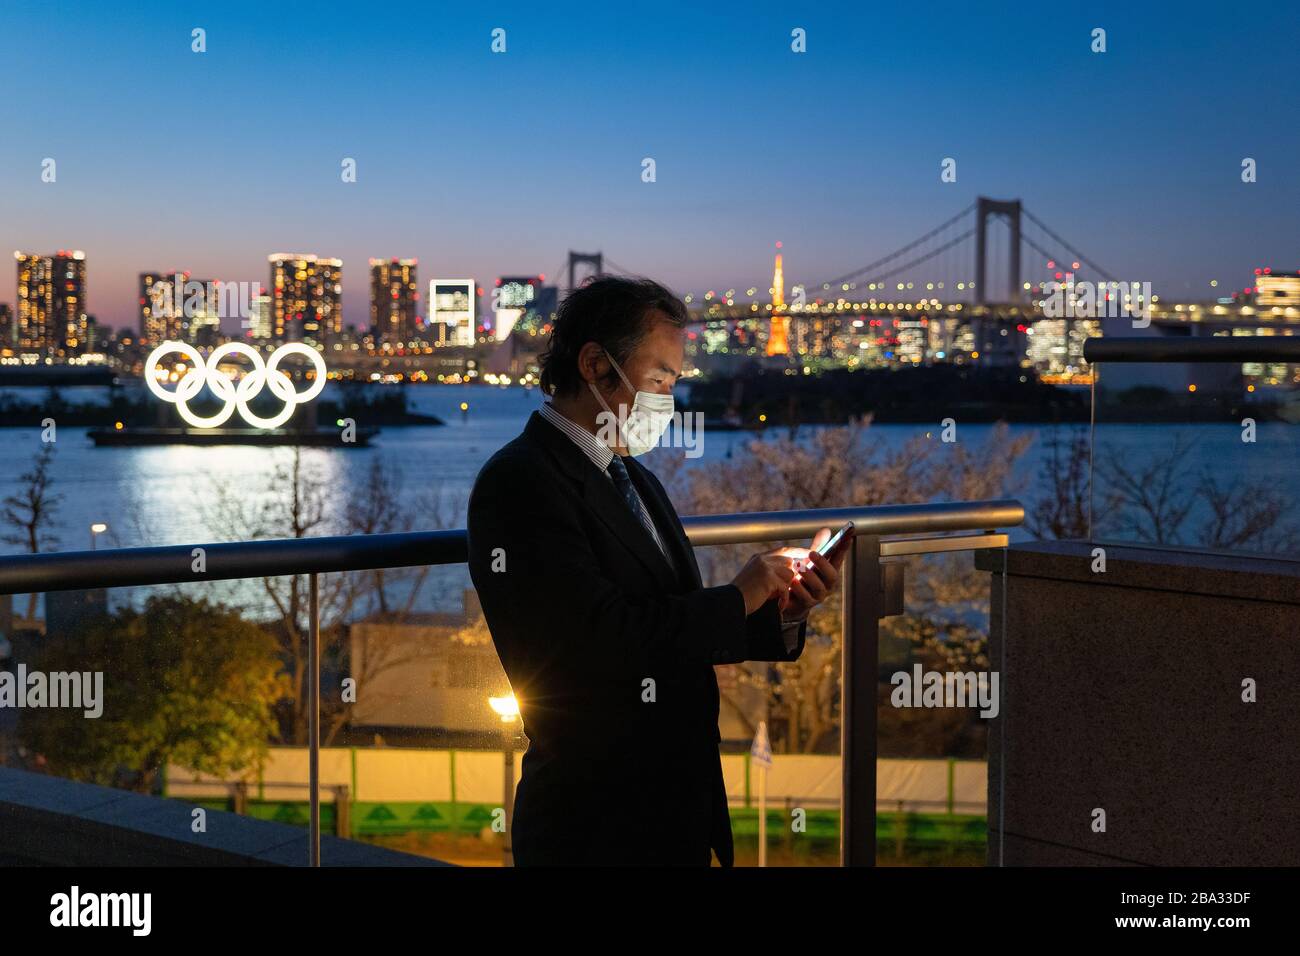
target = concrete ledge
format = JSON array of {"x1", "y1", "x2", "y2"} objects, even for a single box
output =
[
  {"x1": 0, "y1": 767, "x2": 450, "y2": 866},
  {"x1": 982, "y1": 541, "x2": 1300, "y2": 866},
  {"x1": 975, "y1": 540, "x2": 1300, "y2": 604}
]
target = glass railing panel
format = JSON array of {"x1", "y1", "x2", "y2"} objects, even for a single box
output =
[
  {"x1": 0, "y1": 574, "x2": 510, "y2": 866},
  {"x1": 1090, "y1": 355, "x2": 1300, "y2": 560},
  {"x1": 691, "y1": 540, "x2": 843, "y2": 867},
  {"x1": 2, "y1": 580, "x2": 297, "y2": 864},
  {"x1": 878, "y1": 548, "x2": 1003, "y2": 866},
  {"x1": 339, "y1": 582, "x2": 516, "y2": 867}
]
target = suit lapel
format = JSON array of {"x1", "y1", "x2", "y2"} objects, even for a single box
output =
[
  {"x1": 525, "y1": 412, "x2": 679, "y2": 590},
  {"x1": 626, "y1": 456, "x2": 704, "y2": 591}
]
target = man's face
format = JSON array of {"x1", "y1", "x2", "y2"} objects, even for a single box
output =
[{"x1": 607, "y1": 312, "x2": 684, "y2": 410}]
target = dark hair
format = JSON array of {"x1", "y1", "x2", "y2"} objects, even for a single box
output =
[{"x1": 538, "y1": 275, "x2": 687, "y2": 397}]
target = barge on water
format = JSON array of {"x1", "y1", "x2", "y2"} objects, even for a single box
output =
[{"x1": 87, "y1": 426, "x2": 379, "y2": 447}]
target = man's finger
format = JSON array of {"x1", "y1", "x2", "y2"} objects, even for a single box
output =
[
  {"x1": 798, "y1": 567, "x2": 828, "y2": 599},
  {"x1": 788, "y1": 578, "x2": 814, "y2": 607},
  {"x1": 808, "y1": 550, "x2": 841, "y2": 585}
]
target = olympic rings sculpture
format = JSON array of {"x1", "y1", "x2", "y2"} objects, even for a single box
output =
[{"x1": 144, "y1": 341, "x2": 327, "y2": 429}]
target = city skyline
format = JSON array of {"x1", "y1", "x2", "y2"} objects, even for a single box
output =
[{"x1": 1, "y1": 0, "x2": 1297, "y2": 332}]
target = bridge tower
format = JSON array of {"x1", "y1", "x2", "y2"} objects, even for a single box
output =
[
  {"x1": 566, "y1": 251, "x2": 603, "y2": 293},
  {"x1": 974, "y1": 197, "x2": 1022, "y2": 305}
]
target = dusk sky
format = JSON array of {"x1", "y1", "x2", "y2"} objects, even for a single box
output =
[{"x1": 0, "y1": 0, "x2": 1295, "y2": 332}]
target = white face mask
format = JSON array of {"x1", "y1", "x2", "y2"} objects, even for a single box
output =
[{"x1": 588, "y1": 348, "x2": 675, "y2": 457}]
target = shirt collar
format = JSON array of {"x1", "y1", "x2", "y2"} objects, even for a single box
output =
[{"x1": 539, "y1": 400, "x2": 615, "y2": 472}]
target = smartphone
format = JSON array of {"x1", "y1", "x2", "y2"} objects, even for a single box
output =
[
  {"x1": 815, "y1": 521, "x2": 854, "y2": 559},
  {"x1": 796, "y1": 521, "x2": 853, "y2": 572}
]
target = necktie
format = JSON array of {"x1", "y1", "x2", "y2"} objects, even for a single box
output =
[{"x1": 606, "y1": 455, "x2": 662, "y2": 548}]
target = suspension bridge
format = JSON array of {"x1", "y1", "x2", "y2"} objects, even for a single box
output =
[{"x1": 539, "y1": 198, "x2": 1295, "y2": 372}]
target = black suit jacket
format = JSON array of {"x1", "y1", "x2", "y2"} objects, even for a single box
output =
[{"x1": 466, "y1": 410, "x2": 806, "y2": 865}]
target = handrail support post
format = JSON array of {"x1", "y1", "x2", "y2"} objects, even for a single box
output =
[
  {"x1": 841, "y1": 533, "x2": 881, "y2": 866},
  {"x1": 309, "y1": 572, "x2": 321, "y2": 867}
]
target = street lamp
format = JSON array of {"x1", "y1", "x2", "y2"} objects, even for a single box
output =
[
  {"x1": 90, "y1": 522, "x2": 108, "y2": 550},
  {"x1": 488, "y1": 694, "x2": 520, "y2": 866}
]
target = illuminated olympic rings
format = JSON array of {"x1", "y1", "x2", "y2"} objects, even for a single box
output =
[{"x1": 144, "y1": 341, "x2": 327, "y2": 429}]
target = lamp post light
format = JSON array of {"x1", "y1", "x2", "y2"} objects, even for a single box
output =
[
  {"x1": 488, "y1": 693, "x2": 520, "y2": 867},
  {"x1": 90, "y1": 522, "x2": 108, "y2": 550}
]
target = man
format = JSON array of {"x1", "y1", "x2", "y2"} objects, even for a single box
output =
[{"x1": 467, "y1": 276, "x2": 846, "y2": 866}]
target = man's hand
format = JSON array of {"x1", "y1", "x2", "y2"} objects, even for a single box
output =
[
  {"x1": 776, "y1": 527, "x2": 849, "y2": 622},
  {"x1": 731, "y1": 551, "x2": 798, "y2": 616}
]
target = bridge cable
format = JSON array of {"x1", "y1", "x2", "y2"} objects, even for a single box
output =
[
  {"x1": 857, "y1": 228, "x2": 976, "y2": 288},
  {"x1": 1021, "y1": 207, "x2": 1117, "y2": 282},
  {"x1": 797, "y1": 200, "x2": 978, "y2": 293}
]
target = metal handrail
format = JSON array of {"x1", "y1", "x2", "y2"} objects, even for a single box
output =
[
  {"x1": 0, "y1": 498, "x2": 1023, "y2": 867},
  {"x1": 1084, "y1": 336, "x2": 1300, "y2": 364},
  {"x1": 0, "y1": 499, "x2": 1024, "y2": 596}
]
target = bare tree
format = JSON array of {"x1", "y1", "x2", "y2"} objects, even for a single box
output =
[
  {"x1": 202, "y1": 448, "x2": 332, "y2": 743},
  {"x1": 324, "y1": 458, "x2": 463, "y2": 745},
  {"x1": 1093, "y1": 433, "x2": 1200, "y2": 545},
  {"x1": 2, "y1": 444, "x2": 62, "y2": 619},
  {"x1": 203, "y1": 448, "x2": 462, "y2": 745},
  {"x1": 1196, "y1": 472, "x2": 1296, "y2": 552},
  {"x1": 1026, "y1": 427, "x2": 1096, "y2": 540},
  {"x1": 341, "y1": 457, "x2": 457, "y2": 618}
]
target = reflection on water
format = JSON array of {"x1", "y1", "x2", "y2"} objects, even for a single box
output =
[{"x1": 2, "y1": 384, "x2": 1297, "y2": 615}]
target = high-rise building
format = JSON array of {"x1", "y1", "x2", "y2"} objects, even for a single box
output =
[
  {"x1": 15, "y1": 250, "x2": 87, "y2": 355},
  {"x1": 790, "y1": 315, "x2": 834, "y2": 358},
  {"x1": 187, "y1": 283, "x2": 222, "y2": 345},
  {"x1": 496, "y1": 276, "x2": 539, "y2": 309},
  {"x1": 249, "y1": 292, "x2": 272, "y2": 340},
  {"x1": 494, "y1": 276, "x2": 554, "y2": 341},
  {"x1": 430, "y1": 280, "x2": 475, "y2": 347},
  {"x1": 140, "y1": 271, "x2": 175, "y2": 344},
  {"x1": 1026, "y1": 317, "x2": 1100, "y2": 376},
  {"x1": 524, "y1": 284, "x2": 558, "y2": 333},
  {"x1": 16, "y1": 253, "x2": 51, "y2": 351},
  {"x1": 269, "y1": 253, "x2": 343, "y2": 342},
  {"x1": 1255, "y1": 271, "x2": 1300, "y2": 308},
  {"x1": 0, "y1": 303, "x2": 13, "y2": 349},
  {"x1": 369, "y1": 258, "x2": 419, "y2": 342},
  {"x1": 139, "y1": 271, "x2": 224, "y2": 345},
  {"x1": 84, "y1": 315, "x2": 101, "y2": 353}
]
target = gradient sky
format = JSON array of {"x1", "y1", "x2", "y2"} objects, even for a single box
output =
[{"x1": 0, "y1": 0, "x2": 1296, "y2": 332}]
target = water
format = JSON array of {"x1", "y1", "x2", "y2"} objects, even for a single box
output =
[
  {"x1": 0, "y1": 384, "x2": 1041, "y2": 551},
  {"x1": 1, "y1": 384, "x2": 1297, "y2": 614}
]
